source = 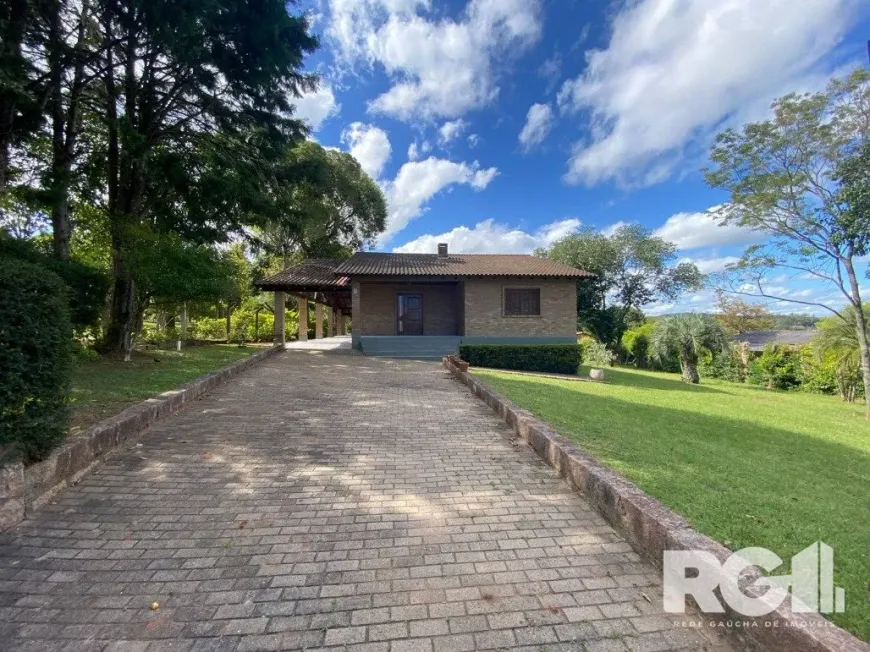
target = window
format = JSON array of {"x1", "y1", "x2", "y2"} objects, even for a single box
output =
[{"x1": 504, "y1": 288, "x2": 541, "y2": 316}]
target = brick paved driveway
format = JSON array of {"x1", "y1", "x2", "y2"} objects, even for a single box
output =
[{"x1": 0, "y1": 351, "x2": 729, "y2": 651}]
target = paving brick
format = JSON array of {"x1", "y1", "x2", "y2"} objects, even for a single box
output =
[
  {"x1": 324, "y1": 625, "x2": 367, "y2": 646},
  {"x1": 0, "y1": 352, "x2": 727, "y2": 652}
]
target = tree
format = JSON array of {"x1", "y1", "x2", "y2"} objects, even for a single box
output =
[
  {"x1": 97, "y1": 0, "x2": 318, "y2": 353},
  {"x1": 539, "y1": 225, "x2": 704, "y2": 345},
  {"x1": 40, "y1": 0, "x2": 101, "y2": 261},
  {"x1": 251, "y1": 141, "x2": 387, "y2": 265},
  {"x1": 705, "y1": 69, "x2": 870, "y2": 419},
  {"x1": 0, "y1": 0, "x2": 42, "y2": 193},
  {"x1": 714, "y1": 290, "x2": 775, "y2": 334},
  {"x1": 650, "y1": 313, "x2": 728, "y2": 384},
  {"x1": 815, "y1": 304, "x2": 869, "y2": 402}
]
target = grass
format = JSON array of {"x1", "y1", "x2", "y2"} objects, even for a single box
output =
[
  {"x1": 473, "y1": 365, "x2": 870, "y2": 640},
  {"x1": 70, "y1": 344, "x2": 265, "y2": 433}
]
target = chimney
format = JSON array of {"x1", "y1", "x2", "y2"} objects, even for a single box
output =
[{"x1": 437, "y1": 243, "x2": 448, "y2": 257}]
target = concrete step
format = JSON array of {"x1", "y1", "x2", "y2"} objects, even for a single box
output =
[{"x1": 360, "y1": 335, "x2": 461, "y2": 359}]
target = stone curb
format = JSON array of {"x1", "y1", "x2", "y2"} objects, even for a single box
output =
[
  {"x1": 0, "y1": 345, "x2": 285, "y2": 532},
  {"x1": 443, "y1": 357, "x2": 868, "y2": 652}
]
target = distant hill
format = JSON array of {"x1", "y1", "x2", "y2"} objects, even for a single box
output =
[{"x1": 772, "y1": 314, "x2": 819, "y2": 330}]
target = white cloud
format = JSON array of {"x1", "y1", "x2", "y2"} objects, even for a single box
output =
[
  {"x1": 326, "y1": 0, "x2": 542, "y2": 121},
  {"x1": 538, "y1": 52, "x2": 562, "y2": 91},
  {"x1": 557, "y1": 0, "x2": 863, "y2": 186},
  {"x1": 382, "y1": 158, "x2": 498, "y2": 240},
  {"x1": 341, "y1": 122, "x2": 392, "y2": 179},
  {"x1": 393, "y1": 217, "x2": 580, "y2": 254},
  {"x1": 292, "y1": 84, "x2": 340, "y2": 132},
  {"x1": 680, "y1": 255, "x2": 741, "y2": 274},
  {"x1": 654, "y1": 205, "x2": 763, "y2": 250},
  {"x1": 518, "y1": 103, "x2": 554, "y2": 151},
  {"x1": 601, "y1": 220, "x2": 630, "y2": 236},
  {"x1": 439, "y1": 119, "x2": 469, "y2": 145},
  {"x1": 407, "y1": 140, "x2": 431, "y2": 161},
  {"x1": 645, "y1": 302, "x2": 676, "y2": 316},
  {"x1": 467, "y1": 134, "x2": 481, "y2": 148}
]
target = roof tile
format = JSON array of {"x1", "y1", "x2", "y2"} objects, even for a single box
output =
[
  {"x1": 333, "y1": 253, "x2": 593, "y2": 278},
  {"x1": 257, "y1": 259, "x2": 349, "y2": 290}
]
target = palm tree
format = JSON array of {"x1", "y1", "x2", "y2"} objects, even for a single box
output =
[
  {"x1": 650, "y1": 313, "x2": 728, "y2": 384},
  {"x1": 815, "y1": 304, "x2": 869, "y2": 402}
]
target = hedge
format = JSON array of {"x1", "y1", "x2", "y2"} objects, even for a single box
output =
[
  {"x1": 0, "y1": 234, "x2": 109, "y2": 329},
  {"x1": 459, "y1": 344, "x2": 581, "y2": 375},
  {"x1": 0, "y1": 256, "x2": 72, "y2": 462}
]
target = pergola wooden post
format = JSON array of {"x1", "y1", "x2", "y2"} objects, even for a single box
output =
[
  {"x1": 315, "y1": 303, "x2": 324, "y2": 339},
  {"x1": 297, "y1": 295, "x2": 308, "y2": 342},
  {"x1": 274, "y1": 291, "x2": 285, "y2": 346},
  {"x1": 255, "y1": 260, "x2": 352, "y2": 344}
]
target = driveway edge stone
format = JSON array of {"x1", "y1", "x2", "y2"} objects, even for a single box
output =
[
  {"x1": 0, "y1": 345, "x2": 284, "y2": 532},
  {"x1": 443, "y1": 357, "x2": 869, "y2": 652}
]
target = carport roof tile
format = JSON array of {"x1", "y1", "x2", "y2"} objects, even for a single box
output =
[{"x1": 256, "y1": 259, "x2": 349, "y2": 290}]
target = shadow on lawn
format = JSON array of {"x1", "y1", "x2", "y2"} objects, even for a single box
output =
[
  {"x1": 481, "y1": 372, "x2": 870, "y2": 639},
  {"x1": 581, "y1": 365, "x2": 728, "y2": 394}
]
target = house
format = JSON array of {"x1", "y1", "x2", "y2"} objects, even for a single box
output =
[
  {"x1": 256, "y1": 243, "x2": 592, "y2": 358},
  {"x1": 731, "y1": 329, "x2": 818, "y2": 353}
]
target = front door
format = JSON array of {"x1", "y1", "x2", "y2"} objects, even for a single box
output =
[{"x1": 397, "y1": 294, "x2": 423, "y2": 335}]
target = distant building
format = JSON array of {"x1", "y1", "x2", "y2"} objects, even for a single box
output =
[{"x1": 731, "y1": 329, "x2": 818, "y2": 353}]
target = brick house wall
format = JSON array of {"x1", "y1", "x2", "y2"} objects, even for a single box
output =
[
  {"x1": 358, "y1": 282, "x2": 461, "y2": 335},
  {"x1": 462, "y1": 278, "x2": 577, "y2": 338}
]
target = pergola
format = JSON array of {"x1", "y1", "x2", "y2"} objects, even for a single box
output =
[{"x1": 255, "y1": 259, "x2": 351, "y2": 344}]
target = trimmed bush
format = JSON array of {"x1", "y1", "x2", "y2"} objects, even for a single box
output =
[
  {"x1": 0, "y1": 234, "x2": 109, "y2": 329},
  {"x1": 0, "y1": 257, "x2": 72, "y2": 462},
  {"x1": 459, "y1": 344, "x2": 580, "y2": 375}
]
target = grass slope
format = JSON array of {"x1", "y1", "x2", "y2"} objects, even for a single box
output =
[
  {"x1": 474, "y1": 365, "x2": 870, "y2": 640},
  {"x1": 71, "y1": 344, "x2": 263, "y2": 433}
]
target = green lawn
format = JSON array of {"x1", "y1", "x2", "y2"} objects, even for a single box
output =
[
  {"x1": 70, "y1": 344, "x2": 265, "y2": 433},
  {"x1": 473, "y1": 365, "x2": 870, "y2": 640}
]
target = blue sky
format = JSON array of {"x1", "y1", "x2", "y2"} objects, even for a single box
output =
[{"x1": 292, "y1": 0, "x2": 870, "y2": 315}]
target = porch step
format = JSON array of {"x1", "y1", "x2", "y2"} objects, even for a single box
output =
[{"x1": 360, "y1": 336, "x2": 461, "y2": 359}]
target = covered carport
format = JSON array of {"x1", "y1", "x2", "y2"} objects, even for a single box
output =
[{"x1": 255, "y1": 259, "x2": 351, "y2": 345}]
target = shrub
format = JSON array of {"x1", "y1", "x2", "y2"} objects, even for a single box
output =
[
  {"x1": 140, "y1": 322, "x2": 180, "y2": 345},
  {"x1": 799, "y1": 343, "x2": 864, "y2": 400},
  {"x1": 0, "y1": 257, "x2": 72, "y2": 462},
  {"x1": 230, "y1": 306, "x2": 287, "y2": 342},
  {"x1": 620, "y1": 322, "x2": 654, "y2": 367},
  {"x1": 699, "y1": 344, "x2": 744, "y2": 383},
  {"x1": 459, "y1": 344, "x2": 580, "y2": 375},
  {"x1": 756, "y1": 344, "x2": 802, "y2": 389},
  {"x1": 72, "y1": 341, "x2": 99, "y2": 362},
  {"x1": 190, "y1": 317, "x2": 228, "y2": 340},
  {"x1": 0, "y1": 233, "x2": 109, "y2": 329},
  {"x1": 583, "y1": 341, "x2": 616, "y2": 368}
]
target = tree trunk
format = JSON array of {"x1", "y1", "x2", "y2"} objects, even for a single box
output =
[
  {"x1": 738, "y1": 342, "x2": 750, "y2": 383},
  {"x1": 843, "y1": 258, "x2": 870, "y2": 421},
  {"x1": 180, "y1": 302, "x2": 188, "y2": 342},
  {"x1": 50, "y1": 196, "x2": 71, "y2": 260},
  {"x1": 0, "y1": 141, "x2": 8, "y2": 194},
  {"x1": 46, "y1": 0, "x2": 92, "y2": 261},
  {"x1": 104, "y1": 227, "x2": 136, "y2": 355},
  {"x1": 225, "y1": 308, "x2": 232, "y2": 342},
  {"x1": 103, "y1": 25, "x2": 149, "y2": 354},
  {"x1": 681, "y1": 356, "x2": 700, "y2": 384}
]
